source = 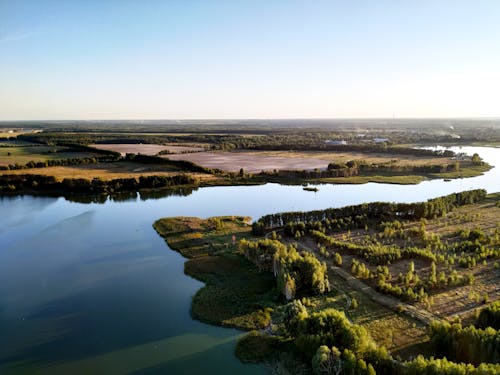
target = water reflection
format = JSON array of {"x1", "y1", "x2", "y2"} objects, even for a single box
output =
[{"x1": 59, "y1": 186, "x2": 198, "y2": 205}]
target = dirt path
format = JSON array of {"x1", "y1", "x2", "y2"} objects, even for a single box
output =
[
  {"x1": 293, "y1": 240, "x2": 438, "y2": 325},
  {"x1": 329, "y1": 265, "x2": 437, "y2": 324}
]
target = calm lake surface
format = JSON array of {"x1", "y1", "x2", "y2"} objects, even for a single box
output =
[{"x1": 0, "y1": 146, "x2": 499, "y2": 374}]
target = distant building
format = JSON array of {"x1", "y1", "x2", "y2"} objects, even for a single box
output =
[
  {"x1": 324, "y1": 140, "x2": 347, "y2": 145},
  {"x1": 373, "y1": 138, "x2": 389, "y2": 143}
]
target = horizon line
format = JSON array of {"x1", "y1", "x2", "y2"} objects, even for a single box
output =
[{"x1": 1, "y1": 116, "x2": 500, "y2": 123}]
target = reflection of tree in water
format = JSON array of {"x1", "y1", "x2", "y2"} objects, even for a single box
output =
[
  {"x1": 139, "y1": 186, "x2": 197, "y2": 201},
  {"x1": 63, "y1": 194, "x2": 108, "y2": 204},
  {"x1": 62, "y1": 186, "x2": 197, "y2": 204}
]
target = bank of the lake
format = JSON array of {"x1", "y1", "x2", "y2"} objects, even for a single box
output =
[{"x1": 0, "y1": 150, "x2": 492, "y2": 196}]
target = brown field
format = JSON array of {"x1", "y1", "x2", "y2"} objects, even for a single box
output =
[
  {"x1": 167, "y1": 150, "x2": 453, "y2": 173},
  {"x1": 0, "y1": 162, "x2": 213, "y2": 181},
  {"x1": 90, "y1": 143, "x2": 206, "y2": 156},
  {"x1": 168, "y1": 151, "x2": 330, "y2": 172},
  {"x1": 257, "y1": 150, "x2": 451, "y2": 165}
]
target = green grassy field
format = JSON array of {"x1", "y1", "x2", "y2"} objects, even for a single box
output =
[{"x1": 0, "y1": 145, "x2": 97, "y2": 166}]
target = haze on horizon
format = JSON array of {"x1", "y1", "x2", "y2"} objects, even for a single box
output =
[{"x1": 1, "y1": 0, "x2": 499, "y2": 121}]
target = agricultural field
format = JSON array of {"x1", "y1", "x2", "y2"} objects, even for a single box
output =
[
  {"x1": 0, "y1": 144, "x2": 98, "y2": 167},
  {"x1": 168, "y1": 151, "x2": 330, "y2": 172},
  {"x1": 167, "y1": 150, "x2": 459, "y2": 173}
]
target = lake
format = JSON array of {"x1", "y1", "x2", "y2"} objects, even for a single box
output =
[{"x1": 0, "y1": 146, "x2": 499, "y2": 374}]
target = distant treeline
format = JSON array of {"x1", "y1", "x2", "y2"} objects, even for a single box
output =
[
  {"x1": 18, "y1": 132, "x2": 232, "y2": 147},
  {"x1": 17, "y1": 131, "x2": 477, "y2": 159},
  {"x1": 253, "y1": 189, "x2": 487, "y2": 233},
  {"x1": 0, "y1": 174, "x2": 197, "y2": 194},
  {"x1": 246, "y1": 142, "x2": 457, "y2": 157}
]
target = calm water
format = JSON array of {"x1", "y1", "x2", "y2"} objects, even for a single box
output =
[{"x1": 0, "y1": 146, "x2": 499, "y2": 374}]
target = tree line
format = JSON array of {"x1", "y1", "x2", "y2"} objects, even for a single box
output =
[
  {"x1": 253, "y1": 189, "x2": 487, "y2": 233},
  {"x1": 0, "y1": 173, "x2": 197, "y2": 194}
]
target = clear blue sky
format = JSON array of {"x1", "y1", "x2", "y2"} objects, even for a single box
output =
[{"x1": 1, "y1": 0, "x2": 499, "y2": 120}]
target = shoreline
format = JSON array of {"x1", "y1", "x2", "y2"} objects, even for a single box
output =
[{"x1": 0, "y1": 162, "x2": 492, "y2": 198}]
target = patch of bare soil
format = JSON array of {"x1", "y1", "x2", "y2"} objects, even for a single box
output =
[{"x1": 167, "y1": 151, "x2": 330, "y2": 172}]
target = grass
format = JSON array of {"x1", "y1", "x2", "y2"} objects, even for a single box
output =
[
  {"x1": 0, "y1": 145, "x2": 97, "y2": 166},
  {"x1": 186, "y1": 254, "x2": 277, "y2": 329},
  {"x1": 0, "y1": 161, "x2": 216, "y2": 181},
  {"x1": 153, "y1": 216, "x2": 253, "y2": 258},
  {"x1": 153, "y1": 216, "x2": 279, "y2": 330}
]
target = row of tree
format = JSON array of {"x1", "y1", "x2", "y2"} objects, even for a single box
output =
[
  {"x1": 0, "y1": 173, "x2": 197, "y2": 194},
  {"x1": 253, "y1": 190, "x2": 487, "y2": 232},
  {"x1": 310, "y1": 230, "x2": 437, "y2": 265},
  {"x1": 0, "y1": 155, "x2": 119, "y2": 171}
]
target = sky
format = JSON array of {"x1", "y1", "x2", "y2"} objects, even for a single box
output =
[{"x1": 1, "y1": 0, "x2": 499, "y2": 120}]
